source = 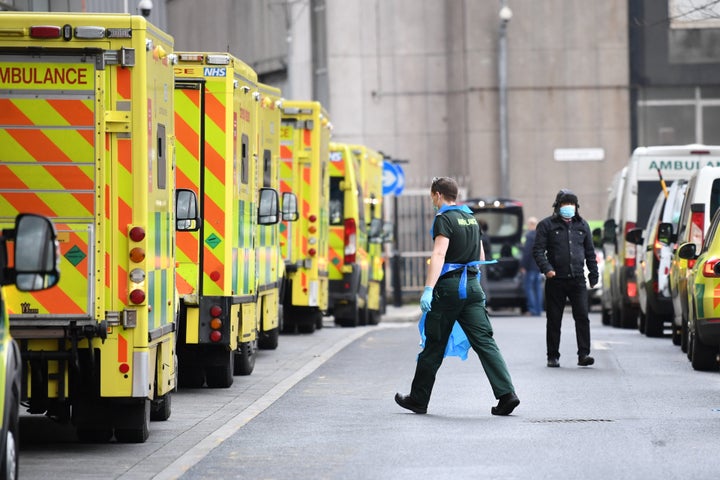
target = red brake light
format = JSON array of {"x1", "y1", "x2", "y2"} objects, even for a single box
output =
[
  {"x1": 309, "y1": 214, "x2": 317, "y2": 223},
  {"x1": 624, "y1": 221, "x2": 636, "y2": 268},
  {"x1": 129, "y1": 289, "x2": 146, "y2": 304},
  {"x1": 30, "y1": 25, "x2": 62, "y2": 39},
  {"x1": 703, "y1": 257, "x2": 720, "y2": 277},
  {"x1": 344, "y1": 218, "x2": 357, "y2": 264},
  {"x1": 209, "y1": 330, "x2": 222, "y2": 342},
  {"x1": 308, "y1": 248, "x2": 317, "y2": 256},
  {"x1": 129, "y1": 226, "x2": 146, "y2": 242},
  {"x1": 209, "y1": 305, "x2": 223, "y2": 318}
]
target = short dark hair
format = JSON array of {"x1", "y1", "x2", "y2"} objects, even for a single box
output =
[{"x1": 431, "y1": 177, "x2": 459, "y2": 201}]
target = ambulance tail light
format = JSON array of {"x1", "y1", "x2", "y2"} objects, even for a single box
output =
[
  {"x1": 128, "y1": 225, "x2": 147, "y2": 305},
  {"x1": 344, "y1": 218, "x2": 357, "y2": 264},
  {"x1": 30, "y1": 25, "x2": 62, "y2": 39},
  {"x1": 689, "y1": 205, "x2": 705, "y2": 269},
  {"x1": 624, "y1": 222, "x2": 636, "y2": 268},
  {"x1": 653, "y1": 237, "x2": 662, "y2": 261},
  {"x1": 702, "y1": 257, "x2": 720, "y2": 277},
  {"x1": 209, "y1": 304, "x2": 223, "y2": 342}
]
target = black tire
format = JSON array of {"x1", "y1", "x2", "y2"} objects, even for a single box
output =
[
  {"x1": 150, "y1": 393, "x2": 172, "y2": 421},
  {"x1": 637, "y1": 310, "x2": 646, "y2": 334},
  {"x1": 297, "y1": 310, "x2": 319, "y2": 334},
  {"x1": 601, "y1": 307, "x2": 612, "y2": 326},
  {"x1": 259, "y1": 327, "x2": 279, "y2": 350},
  {"x1": 671, "y1": 327, "x2": 682, "y2": 346},
  {"x1": 619, "y1": 305, "x2": 638, "y2": 329},
  {"x1": 681, "y1": 316, "x2": 689, "y2": 353},
  {"x1": 1, "y1": 400, "x2": 18, "y2": 480},
  {"x1": 368, "y1": 309, "x2": 382, "y2": 325},
  {"x1": 114, "y1": 400, "x2": 150, "y2": 444},
  {"x1": 644, "y1": 303, "x2": 664, "y2": 338},
  {"x1": 233, "y1": 342, "x2": 255, "y2": 376},
  {"x1": 690, "y1": 329, "x2": 719, "y2": 371},
  {"x1": 335, "y1": 302, "x2": 359, "y2": 328}
]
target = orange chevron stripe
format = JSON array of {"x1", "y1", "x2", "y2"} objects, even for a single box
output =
[
  {"x1": 203, "y1": 196, "x2": 225, "y2": 236},
  {"x1": 105, "y1": 184, "x2": 110, "y2": 220},
  {"x1": 176, "y1": 233, "x2": 199, "y2": 263},
  {"x1": 46, "y1": 99, "x2": 93, "y2": 127},
  {"x1": 6, "y1": 129, "x2": 73, "y2": 163},
  {"x1": 117, "y1": 67, "x2": 131, "y2": 100},
  {"x1": 118, "y1": 138, "x2": 131, "y2": 174},
  {"x1": 203, "y1": 247, "x2": 224, "y2": 290},
  {"x1": 175, "y1": 112, "x2": 200, "y2": 157},
  {"x1": 118, "y1": 197, "x2": 132, "y2": 235},
  {"x1": 280, "y1": 145, "x2": 292, "y2": 159},
  {"x1": 303, "y1": 128, "x2": 311, "y2": 147},
  {"x1": 176, "y1": 273, "x2": 194, "y2": 295},
  {"x1": 180, "y1": 87, "x2": 201, "y2": 108},
  {"x1": 0, "y1": 166, "x2": 27, "y2": 189},
  {"x1": 175, "y1": 167, "x2": 195, "y2": 192},
  {"x1": 2, "y1": 192, "x2": 56, "y2": 216},
  {"x1": 0, "y1": 99, "x2": 32, "y2": 125},
  {"x1": 117, "y1": 264, "x2": 127, "y2": 304},
  {"x1": 204, "y1": 143, "x2": 225, "y2": 188},
  {"x1": 45, "y1": 166, "x2": 94, "y2": 190},
  {"x1": 24, "y1": 282, "x2": 84, "y2": 314},
  {"x1": 204, "y1": 91, "x2": 226, "y2": 133}
]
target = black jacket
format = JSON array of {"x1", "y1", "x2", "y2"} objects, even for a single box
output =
[{"x1": 532, "y1": 213, "x2": 598, "y2": 284}]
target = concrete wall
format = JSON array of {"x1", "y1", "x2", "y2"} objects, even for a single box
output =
[
  {"x1": 164, "y1": 0, "x2": 631, "y2": 221},
  {"x1": 323, "y1": 0, "x2": 630, "y2": 221}
]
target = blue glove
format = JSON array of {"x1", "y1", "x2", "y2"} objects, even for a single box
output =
[{"x1": 420, "y1": 286, "x2": 434, "y2": 313}]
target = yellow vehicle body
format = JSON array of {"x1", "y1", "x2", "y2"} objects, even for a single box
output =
[
  {"x1": 279, "y1": 100, "x2": 332, "y2": 333},
  {"x1": 327, "y1": 142, "x2": 370, "y2": 326},
  {"x1": 0, "y1": 12, "x2": 179, "y2": 443},
  {"x1": 351, "y1": 145, "x2": 386, "y2": 324},
  {"x1": 173, "y1": 53, "x2": 283, "y2": 386}
]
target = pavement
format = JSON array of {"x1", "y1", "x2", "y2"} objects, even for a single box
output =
[{"x1": 381, "y1": 302, "x2": 422, "y2": 323}]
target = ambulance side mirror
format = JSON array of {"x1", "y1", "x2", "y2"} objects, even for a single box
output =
[
  {"x1": 282, "y1": 192, "x2": 299, "y2": 222},
  {"x1": 258, "y1": 188, "x2": 280, "y2": 225},
  {"x1": 11, "y1": 214, "x2": 60, "y2": 291},
  {"x1": 176, "y1": 189, "x2": 200, "y2": 231},
  {"x1": 369, "y1": 218, "x2": 383, "y2": 243}
]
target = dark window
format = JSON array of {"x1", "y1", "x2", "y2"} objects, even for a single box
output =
[
  {"x1": 241, "y1": 134, "x2": 249, "y2": 184},
  {"x1": 636, "y1": 181, "x2": 663, "y2": 230},
  {"x1": 263, "y1": 149, "x2": 272, "y2": 187},
  {"x1": 329, "y1": 176, "x2": 343, "y2": 226},
  {"x1": 157, "y1": 123, "x2": 166, "y2": 190}
]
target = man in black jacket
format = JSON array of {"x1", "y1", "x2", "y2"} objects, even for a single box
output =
[{"x1": 532, "y1": 189, "x2": 598, "y2": 368}]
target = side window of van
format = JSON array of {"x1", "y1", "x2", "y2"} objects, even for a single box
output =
[{"x1": 710, "y1": 179, "x2": 720, "y2": 220}]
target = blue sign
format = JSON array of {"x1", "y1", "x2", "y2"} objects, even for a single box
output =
[{"x1": 382, "y1": 162, "x2": 405, "y2": 196}]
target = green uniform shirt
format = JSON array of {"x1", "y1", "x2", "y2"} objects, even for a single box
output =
[{"x1": 432, "y1": 209, "x2": 480, "y2": 264}]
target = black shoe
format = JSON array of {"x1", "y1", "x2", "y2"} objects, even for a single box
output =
[
  {"x1": 547, "y1": 358, "x2": 560, "y2": 368},
  {"x1": 491, "y1": 392, "x2": 520, "y2": 416},
  {"x1": 578, "y1": 355, "x2": 595, "y2": 366},
  {"x1": 394, "y1": 393, "x2": 427, "y2": 414}
]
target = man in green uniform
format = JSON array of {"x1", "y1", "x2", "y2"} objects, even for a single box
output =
[{"x1": 395, "y1": 177, "x2": 520, "y2": 415}]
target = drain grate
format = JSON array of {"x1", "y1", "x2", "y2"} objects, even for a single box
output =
[{"x1": 529, "y1": 418, "x2": 614, "y2": 424}]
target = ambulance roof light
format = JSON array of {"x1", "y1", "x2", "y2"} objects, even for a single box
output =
[
  {"x1": 206, "y1": 54, "x2": 230, "y2": 65},
  {"x1": 178, "y1": 53, "x2": 204, "y2": 62}
]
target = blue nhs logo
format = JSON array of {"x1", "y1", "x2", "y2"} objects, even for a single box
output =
[{"x1": 204, "y1": 67, "x2": 226, "y2": 77}]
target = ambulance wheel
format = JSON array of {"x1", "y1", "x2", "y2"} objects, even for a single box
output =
[
  {"x1": 178, "y1": 365, "x2": 205, "y2": 388},
  {"x1": 76, "y1": 428, "x2": 113, "y2": 443},
  {"x1": 206, "y1": 350, "x2": 234, "y2": 388},
  {"x1": 233, "y1": 342, "x2": 255, "y2": 376},
  {"x1": 259, "y1": 327, "x2": 279, "y2": 350},
  {"x1": 114, "y1": 400, "x2": 150, "y2": 444},
  {"x1": 297, "y1": 311, "x2": 318, "y2": 334},
  {"x1": 368, "y1": 308, "x2": 382, "y2": 325},
  {"x1": 150, "y1": 393, "x2": 172, "y2": 421},
  {"x1": 690, "y1": 328, "x2": 719, "y2": 371},
  {"x1": 1, "y1": 392, "x2": 19, "y2": 480}
]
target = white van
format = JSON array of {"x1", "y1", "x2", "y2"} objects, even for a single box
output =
[
  {"x1": 603, "y1": 145, "x2": 720, "y2": 329},
  {"x1": 600, "y1": 166, "x2": 627, "y2": 325}
]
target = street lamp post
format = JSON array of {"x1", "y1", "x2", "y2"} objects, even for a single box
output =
[{"x1": 498, "y1": 3, "x2": 512, "y2": 198}]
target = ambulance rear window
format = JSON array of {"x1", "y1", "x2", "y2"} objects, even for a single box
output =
[{"x1": 329, "y1": 177, "x2": 343, "y2": 225}]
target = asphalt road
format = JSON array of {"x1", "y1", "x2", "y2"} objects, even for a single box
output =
[{"x1": 18, "y1": 306, "x2": 720, "y2": 479}]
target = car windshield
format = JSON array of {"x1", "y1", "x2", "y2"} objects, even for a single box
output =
[{"x1": 471, "y1": 209, "x2": 522, "y2": 242}]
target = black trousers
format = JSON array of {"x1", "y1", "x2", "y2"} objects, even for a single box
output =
[{"x1": 544, "y1": 277, "x2": 590, "y2": 359}]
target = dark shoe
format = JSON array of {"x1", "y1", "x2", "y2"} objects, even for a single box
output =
[
  {"x1": 394, "y1": 393, "x2": 427, "y2": 414},
  {"x1": 578, "y1": 355, "x2": 595, "y2": 366},
  {"x1": 491, "y1": 392, "x2": 520, "y2": 416},
  {"x1": 547, "y1": 358, "x2": 560, "y2": 368}
]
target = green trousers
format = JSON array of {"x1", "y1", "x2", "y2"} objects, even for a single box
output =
[{"x1": 410, "y1": 275, "x2": 515, "y2": 407}]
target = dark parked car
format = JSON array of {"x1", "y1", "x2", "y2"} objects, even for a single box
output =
[{"x1": 462, "y1": 197, "x2": 526, "y2": 313}]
